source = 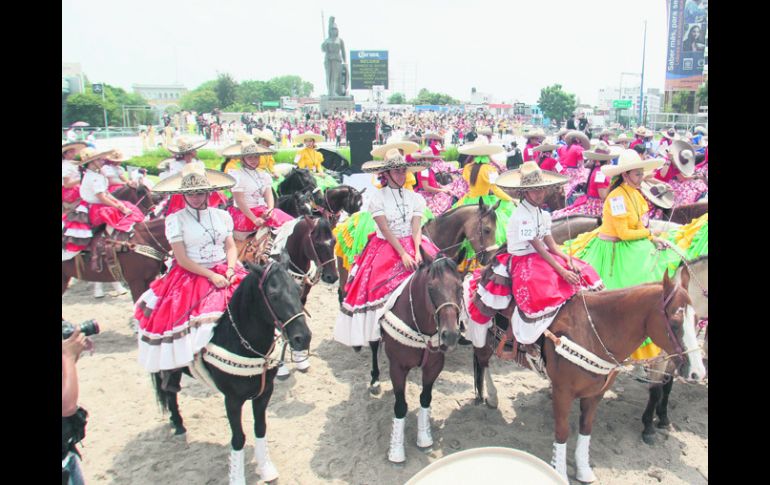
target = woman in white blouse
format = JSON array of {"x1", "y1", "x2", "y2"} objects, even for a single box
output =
[
  {"x1": 134, "y1": 163, "x2": 247, "y2": 388},
  {"x1": 334, "y1": 149, "x2": 437, "y2": 347},
  {"x1": 100, "y1": 150, "x2": 136, "y2": 192},
  {"x1": 225, "y1": 141, "x2": 293, "y2": 232}
]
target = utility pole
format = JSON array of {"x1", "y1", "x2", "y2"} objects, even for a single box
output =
[{"x1": 639, "y1": 20, "x2": 647, "y2": 125}]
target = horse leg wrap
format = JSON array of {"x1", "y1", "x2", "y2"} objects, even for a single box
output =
[
  {"x1": 292, "y1": 350, "x2": 310, "y2": 371},
  {"x1": 416, "y1": 407, "x2": 433, "y2": 448},
  {"x1": 254, "y1": 437, "x2": 279, "y2": 482},
  {"x1": 228, "y1": 448, "x2": 246, "y2": 485},
  {"x1": 388, "y1": 417, "x2": 406, "y2": 463},
  {"x1": 551, "y1": 441, "x2": 568, "y2": 481},
  {"x1": 575, "y1": 434, "x2": 597, "y2": 483}
]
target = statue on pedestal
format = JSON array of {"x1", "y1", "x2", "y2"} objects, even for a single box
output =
[{"x1": 321, "y1": 16, "x2": 348, "y2": 97}]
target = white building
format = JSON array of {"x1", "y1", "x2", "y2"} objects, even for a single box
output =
[
  {"x1": 132, "y1": 84, "x2": 188, "y2": 111},
  {"x1": 597, "y1": 86, "x2": 662, "y2": 116}
]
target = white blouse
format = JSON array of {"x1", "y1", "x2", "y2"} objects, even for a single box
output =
[
  {"x1": 230, "y1": 167, "x2": 271, "y2": 208},
  {"x1": 165, "y1": 208, "x2": 234, "y2": 266},
  {"x1": 79, "y1": 169, "x2": 109, "y2": 204},
  {"x1": 506, "y1": 199, "x2": 552, "y2": 256},
  {"x1": 368, "y1": 187, "x2": 426, "y2": 239},
  {"x1": 62, "y1": 160, "x2": 80, "y2": 185},
  {"x1": 100, "y1": 164, "x2": 124, "y2": 180}
]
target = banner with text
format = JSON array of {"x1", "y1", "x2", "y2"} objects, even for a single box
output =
[
  {"x1": 665, "y1": 0, "x2": 707, "y2": 91},
  {"x1": 350, "y1": 51, "x2": 389, "y2": 90}
]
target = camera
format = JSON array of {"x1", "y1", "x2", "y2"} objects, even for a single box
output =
[{"x1": 62, "y1": 319, "x2": 100, "y2": 340}]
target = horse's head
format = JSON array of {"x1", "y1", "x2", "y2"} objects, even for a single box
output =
[
  {"x1": 543, "y1": 185, "x2": 566, "y2": 211},
  {"x1": 463, "y1": 199, "x2": 499, "y2": 266},
  {"x1": 342, "y1": 186, "x2": 364, "y2": 214},
  {"x1": 294, "y1": 192, "x2": 314, "y2": 216},
  {"x1": 247, "y1": 257, "x2": 311, "y2": 352},
  {"x1": 435, "y1": 171, "x2": 453, "y2": 185},
  {"x1": 648, "y1": 269, "x2": 706, "y2": 382},
  {"x1": 421, "y1": 253, "x2": 462, "y2": 350},
  {"x1": 304, "y1": 215, "x2": 339, "y2": 284}
]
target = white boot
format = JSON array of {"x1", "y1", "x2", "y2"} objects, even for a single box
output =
[
  {"x1": 550, "y1": 441, "x2": 568, "y2": 482},
  {"x1": 416, "y1": 407, "x2": 433, "y2": 448},
  {"x1": 254, "y1": 437, "x2": 279, "y2": 482},
  {"x1": 575, "y1": 433, "x2": 597, "y2": 483},
  {"x1": 111, "y1": 281, "x2": 128, "y2": 295},
  {"x1": 228, "y1": 448, "x2": 246, "y2": 485},
  {"x1": 93, "y1": 282, "x2": 105, "y2": 299},
  {"x1": 388, "y1": 417, "x2": 406, "y2": 463},
  {"x1": 293, "y1": 350, "x2": 310, "y2": 371}
]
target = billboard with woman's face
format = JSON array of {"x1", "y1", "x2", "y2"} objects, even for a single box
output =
[{"x1": 666, "y1": 0, "x2": 708, "y2": 91}]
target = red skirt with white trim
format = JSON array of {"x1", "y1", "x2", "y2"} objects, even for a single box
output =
[
  {"x1": 228, "y1": 205, "x2": 294, "y2": 231},
  {"x1": 62, "y1": 200, "x2": 92, "y2": 252},
  {"x1": 135, "y1": 262, "x2": 249, "y2": 372},
  {"x1": 88, "y1": 202, "x2": 144, "y2": 232},
  {"x1": 165, "y1": 191, "x2": 228, "y2": 215}
]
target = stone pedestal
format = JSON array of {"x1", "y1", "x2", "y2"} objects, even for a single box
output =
[{"x1": 320, "y1": 95, "x2": 355, "y2": 115}]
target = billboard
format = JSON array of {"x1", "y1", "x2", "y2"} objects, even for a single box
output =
[
  {"x1": 350, "y1": 51, "x2": 388, "y2": 90},
  {"x1": 665, "y1": 0, "x2": 707, "y2": 91}
]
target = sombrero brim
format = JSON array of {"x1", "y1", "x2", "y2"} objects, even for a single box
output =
[
  {"x1": 293, "y1": 133, "x2": 325, "y2": 144},
  {"x1": 494, "y1": 168, "x2": 569, "y2": 197},
  {"x1": 411, "y1": 154, "x2": 441, "y2": 160},
  {"x1": 152, "y1": 168, "x2": 236, "y2": 194},
  {"x1": 458, "y1": 143, "x2": 505, "y2": 156},
  {"x1": 371, "y1": 141, "x2": 420, "y2": 158},
  {"x1": 254, "y1": 130, "x2": 277, "y2": 145},
  {"x1": 361, "y1": 159, "x2": 431, "y2": 174},
  {"x1": 76, "y1": 149, "x2": 116, "y2": 165},
  {"x1": 661, "y1": 131, "x2": 677, "y2": 140},
  {"x1": 167, "y1": 140, "x2": 207, "y2": 154},
  {"x1": 601, "y1": 158, "x2": 663, "y2": 178},
  {"x1": 669, "y1": 141, "x2": 696, "y2": 176},
  {"x1": 672, "y1": 157, "x2": 696, "y2": 176},
  {"x1": 222, "y1": 146, "x2": 275, "y2": 158},
  {"x1": 640, "y1": 181, "x2": 675, "y2": 209},
  {"x1": 533, "y1": 144, "x2": 558, "y2": 152},
  {"x1": 583, "y1": 150, "x2": 616, "y2": 161},
  {"x1": 62, "y1": 142, "x2": 87, "y2": 154},
  {"x1": 564, "y1": 131, "x2": 591, "y2": 150},
  {"x1": 105, "y1": 155, "x2": 131, "y2": 163}
]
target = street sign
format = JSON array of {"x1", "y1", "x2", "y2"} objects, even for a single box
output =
[
  {"x1": 92, "y1": 83, "x2": 104, "y2": 94},
  {"x1": 612, "y1": 99, "x2": 632, "y2": 109}
]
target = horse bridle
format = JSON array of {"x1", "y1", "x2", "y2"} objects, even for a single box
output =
[
  {"x1": 301, "y1": 217, "x2": 336, "y2": 271},
  {"x1": 659, "y1": 283, "x2": 687, "y2": 365},
  {"x1": 408, "y1": 257, "x2": 462, "y2": 352}
]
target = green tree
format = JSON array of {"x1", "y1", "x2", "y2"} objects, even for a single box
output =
[
  {"x1": 236, "y1": 80, "x2": 268, "y2": 105},
  {"x1": 670, "y1": 91, "x2": 693, "y2": 113},
  {"x1": 409, "y1": 88, "x2": 459, "y2": 105},
  {"x1": 388, "y1": 92, "x2": 406, "y2": 104},
  {"x1": 64, "y1": 92, "x2": 105, "y2": 126},
  {"x1": 214, "y1": 73, "x2": 238, "y2": 108},
  {"x1": 180, "y1": 89, "x2": 219, "y2": 112},
  {"x1": 537, "y1": 84, "x2": 577, "y2": 127},
  {"x1": 63, "y1": 83, "x2": 150, "y2": 126},
  {"x1": 696, "y1": 81, "x2": 708, "y2": 108}
]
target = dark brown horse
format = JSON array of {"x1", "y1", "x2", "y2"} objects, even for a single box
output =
[
  {"x1": 468, "y1": 270, "x2": 706, "y2": 482},
  {"x1": 664, "y1": 202, "x2": 708, "y2": 225},
  {"x1": 61, "y1": 218, "x2": 171, "y2": 303},
  {"x1": 336, "y1": 200, "x2": 499, "y2": 304},
  {"x1": 277, "y1": 191, "x2": 314, "y2": 217},
  {"x1": 380, "y1": 255, "x2": 463, "y2": 463},
  {"x1": 550, "y1": 215, "x2": 602, "y2": 245},
  {"x1": 112, "y1": 183, "x2": 162, "y2": 217},
  {"x1": 311, "y1": 185, "x2": 364, "y2": 228},
  {"x1": 277, "y1": 168, "x2": 317, "y2": 196},
  {"x1": 280, "y1": 215, "x2": 339, "y2": 304},
  {"x1": 641, "y1": 255, "x2": 708, "y2": 445}
]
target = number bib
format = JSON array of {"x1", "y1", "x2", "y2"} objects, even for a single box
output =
[
  {"x1": 595, "y1": 171, "x2": 606, "y2": 183},
  {"x1": 609, "y1": 196, "x2": 627, "y2": 216},
  {"x1": 518, "y1": 220, "x2": 536, "y2": 241}
]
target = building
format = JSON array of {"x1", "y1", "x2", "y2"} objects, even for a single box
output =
[
  {"x1": 597, "y1": 86, "x2": 663, "y2": 120},
  {"x1": 62, "y1": 62, "x2": 84, "y2": 95},
  {"x1": 132, "y1": 84, "x2": 188, "y2": 111},
  {"x1": 470, "y1": 89, "x2": 494, "y2": 105}
]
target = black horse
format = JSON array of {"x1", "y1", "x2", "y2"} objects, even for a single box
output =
[
  {"x1": 277, "y1": 191, "x2": 314, "y2": 217},
  {"x1": 310, "y1": 185, "x2": 364, "y2": 228},
  {"x1": 277, "y1": 168, "x2": 317, "y2": 196},
  {"x1": 150, "y1": 255, "x2": 311, "y2": 484}
]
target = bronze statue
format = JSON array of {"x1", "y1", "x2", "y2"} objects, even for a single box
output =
[{"x1": 321, "y1": 17, "x2": 348, "y2": 97}]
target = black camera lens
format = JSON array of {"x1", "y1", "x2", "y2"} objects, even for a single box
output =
[{"x1": 62, "y1": 319, "x2": 101, "y2": 340}]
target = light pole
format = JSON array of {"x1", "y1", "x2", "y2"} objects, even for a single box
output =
[
  {"x1": 639, "y1": 20, "x2": 647, "y2": 126},
  {"x1": 619, "y1": 72, "x2": 640, "y2": 127}
]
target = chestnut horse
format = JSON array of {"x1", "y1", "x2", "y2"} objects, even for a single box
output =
[
  {"x1": 61, "y1": 218, "x2": 171, "y2": 303},
  {"x1": 468, "y1": 269, "x2": 706, "y2": 482},
  {"x1": 380, "y1": 255, "x2": 463, "y2": 463}
]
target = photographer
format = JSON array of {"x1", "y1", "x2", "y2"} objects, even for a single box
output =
[{"x1": 62, "y1": 327, "x2": 92, "y2": 485}]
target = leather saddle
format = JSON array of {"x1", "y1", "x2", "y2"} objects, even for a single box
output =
[{"x1": 86, "y1": 226, "x2": 133, "y2": 273}]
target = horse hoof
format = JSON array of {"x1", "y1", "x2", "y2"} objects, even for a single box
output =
[
  {"x1": 656, "y1": 420, "x2": 672, "y2": 430},
  {"x1": 353, "y1": 346, "x2": 362, "y2": 353},
  {"x1": 173, "y1": 425, "x2": 187, "y2": 435},
  {"x1": 642, "y1": 432, "x2": 656, "y2": 445},
  {"x1": 369, "y1": 382, "x2": 381, "y2": 396},
  {"x1": 485, "y1": 398, "x2": 498, "y2": 409},
  {"x1": 474, "y1": 396, "x2": 484, "y2": 406}
]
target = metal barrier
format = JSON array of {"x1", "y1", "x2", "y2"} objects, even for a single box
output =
[{"x1": 647, "y1": 113, "x2": 708, "y2": 132}]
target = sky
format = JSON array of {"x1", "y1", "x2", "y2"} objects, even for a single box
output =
[{"x1": 62, "y1": 0, "x2": 672, "y2": 106}]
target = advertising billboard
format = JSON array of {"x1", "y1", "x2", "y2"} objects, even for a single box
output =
[
  {"x1": 350, "y1": 51, "x2": 388, "y2": 90},
  {"x1": 665, "y1": 0, "x2": 708, "y2": 91}
]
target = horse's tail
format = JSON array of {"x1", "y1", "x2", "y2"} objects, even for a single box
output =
[{"x1": 151, "y1": 372, "x2": 171, "y2": 415}]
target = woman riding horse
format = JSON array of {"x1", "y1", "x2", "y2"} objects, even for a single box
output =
[
  {"x1": 162, "y1": 137, "x2": 228, "y2": 215},
  {"x1": 134, "y1": 163, "x2": 246, "y2": 392},
  {"x1": 62, "y1": 141, "x2": 87, "y2": 213},
  {"x1": 551, "y1": 142, "x2": 618, "y2": 219}
]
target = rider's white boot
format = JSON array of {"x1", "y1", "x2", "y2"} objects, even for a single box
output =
[
  {"x1": 254, "y1": 437, "x2": 279, "y2": 482},
  {"x1": 416, "y1": 407, "x2": 433, "y2": 448},
  {"x1": 228, "y1": 448, "x2": 246, "y2": 485},
  {"x1": 388, "y1": 417, "x2": 406, "y2": 463},
  {"x1": 575, "y1": 433, "x2": 597, "y2": 483}
]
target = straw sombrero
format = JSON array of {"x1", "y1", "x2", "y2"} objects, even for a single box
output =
[
  {"x1": 633, "y1": 126, "x2": 648, "y2": 137},
  {"x1": 104, "y1": 149, "x2": 130, "y2": 163},
  {"x1": 222, "y1": 140, "x2": 275, "y2": 159},
  {"x1": 640, "y1": 180, "x2": 675, "y2": 209},
  {"x1": 293, "y1": 132, "x2": 324, "y2": 145},
  {"x1": 556, "y1": 128, "x2": 569, "y2": 138},
  {"x1": 371, "y1": 140, "x2": 420, "y2": 158},
  {"x1": 668, "y1": 140, "x2": 696, "y2": 176},
  {"x1": 533, "y1": 141, "x2": 558, "y2": 152},
  {"x1": 564, "y1": 130, "x2": 591, "y2": 150},
  {"x1": 583, "y1": 141, "x2": 617, "y2": 161},
  {"x1": 424, "y1": 132, "x2": 444, "y2": 141},
  {"x1": 76, "y1": 147, "x2": 115, "y2": 165},
  {"x1": 601, "y1": 149, "x2": 663, "y2": 178},
  {"x1": 598, "y1": 129, "x2": 614, "y2": 138},
  {"x1": 525, "y1": 128, "x2": 546, "y2": 140},
  {"x1": 362, "y1": 148, "x2": 430, "y2": 174},
  {"x1": 614, "y1": 133, "x2": 631, "y2": 144},
  {"x1": 152, "y1": 162, "x2": 236, "y2": 195},
  {"x1": 254, "y1": 129, "x2": 277, "y2": 145},
  {"x1": 494, "y1": 161, "x2": 569, "y2": 198},
  {"x1": 458, "y1": 138, "x2": 505, "y2": 156},
  {"x1": 661, "y1": 128, "x2": 678, "y2": 141},
  {"x1": 168, "y1": 137, "x2": 207, "y2": 154},
  {"x1": 694, "y1": 126, "x2": 708, "y2": 135},
  {"x1": 62, "y1": 141, "x2": 87, "y2": 155}
]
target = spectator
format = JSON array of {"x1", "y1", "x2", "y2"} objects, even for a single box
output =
[{"x1": 62, "y1": 327, "x2": 92, "y2": 485}]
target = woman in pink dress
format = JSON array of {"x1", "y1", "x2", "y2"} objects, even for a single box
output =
[
  {"x1": 551, "y1": 142, "x2": 616, "y2": 219},
  {"x1": 412, "y1": 148, "x2": 453, "y2": 215},
  {"x1": 651, "y1": 139, "x2": 707, "y2": 206},
  {"x1": 561, "y1": 130, "x2": 591, "y2": 200}
]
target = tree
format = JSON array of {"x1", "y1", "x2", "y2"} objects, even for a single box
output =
[
  {"x1": 180, "y1": 89, "x2": 219, "y2": 112},
  {"x1": 63, "y1": 82, "x2": 150, "y2": 126},
  {"x1": 696, "y1": 80, "x2": 708, "y2": 108},
  {"x1": 214, "y1": 73, "x2": 238, "y2": 108},
  {"x1": 670, "y1": 91, "x2": 693, "y2": 113},
  {"x1": 388, "y1": 92, "x2": 406, "y2": 104},
  {"x1": 537, "y1": 84, "x2": 577, "y2": 127},
  {"x1": 266, "y1": 75, "x2": 314, "y2": 98},
  {"x1": 236, "y1": 80, "x2": 269, "y2": 105},
  {"x1": 409, "y1": 88, "x2": 460, "y2": 105}
]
